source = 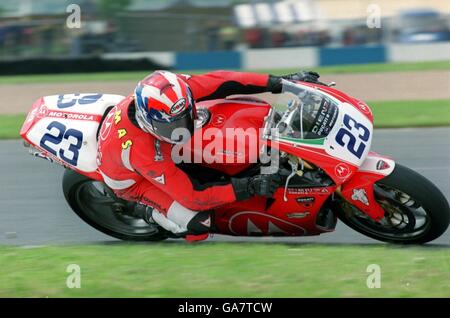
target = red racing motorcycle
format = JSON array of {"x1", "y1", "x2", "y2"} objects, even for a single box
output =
[{"x1": 20, "y1": 80, "x2": 450, "y2": 244}]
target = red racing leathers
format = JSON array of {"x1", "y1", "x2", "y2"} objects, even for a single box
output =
[{"x1": 97, "y1": 71, "x2": 271, "y2": 216}]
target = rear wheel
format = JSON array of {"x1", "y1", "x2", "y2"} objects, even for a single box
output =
[
  {"x1": 62, "y1": 169, "x2": 168, "y2": 241},
  {"x1": 335, "y1": 164, "x2": 450, "y2": 244}
]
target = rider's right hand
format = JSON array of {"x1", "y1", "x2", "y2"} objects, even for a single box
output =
[{"x1": 231, "y1": 174, "x2": 282, "y2": 201}]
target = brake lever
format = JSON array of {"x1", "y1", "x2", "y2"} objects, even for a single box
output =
[
  {"x1": 316, "y1": 81, "x2": 336, "y2": 87},
  {"x1": 283, "y1": 158, "x2": 298, "y2": 202}
]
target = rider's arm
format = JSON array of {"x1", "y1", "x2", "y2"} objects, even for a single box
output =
[
  {"x1": 179, "y1": 70, "x2": 276, "y2": 101},
  {"x1": 134, "y1": 158, "x2": 237, "y2": 211},
  {"x1": 179, "y1": 70, "x2": 321, "y2": 102}
]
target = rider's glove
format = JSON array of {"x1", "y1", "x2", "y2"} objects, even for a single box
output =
[
  {"x1": 281, "y1": 70, "x2": 321, "y2": 83},
  {"x1": 231, "y1": 174, "x2": 282, "y2": 201},
  {"x1": 267, "y1": 70, "x2": 321, "y2": 93}
]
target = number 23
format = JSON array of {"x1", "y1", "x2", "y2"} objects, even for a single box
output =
[
  {"x1": 335, "y1": 114, "x2": 370, "y2": 159},
  {"x1": 40, "y1": 121, "x2": 83, "y2": 166}
]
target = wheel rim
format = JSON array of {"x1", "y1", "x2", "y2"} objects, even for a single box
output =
[
  {"x1": 74, "y1": 181, "x2": 159, "y2": 237},
  {"x1": 339, "y1": 183, "x2": 431, "y2": 242}
]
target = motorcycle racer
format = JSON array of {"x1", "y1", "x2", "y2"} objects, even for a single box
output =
[{"x1": 97, "y1": 70, "x2": 322, "y2": 239}]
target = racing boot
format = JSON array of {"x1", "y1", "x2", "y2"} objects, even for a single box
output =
[{"x1": 144, "y1": 203, "x2": 216, "y2": 242}]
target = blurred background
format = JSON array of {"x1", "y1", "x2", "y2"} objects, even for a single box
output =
[{"x1": 0, "y1": 0, "x2": 449, "y2": 71}]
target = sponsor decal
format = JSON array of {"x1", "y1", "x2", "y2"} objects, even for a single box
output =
[
  {"x1": 179, "y1": 74, "x2": 192, "y2": 80},
  {"x1": 153, "y1": 139, "x2": 164, "y2": 161},
  {"x1": 100, "y1": 109, "x2": 115, "y2": 141},
  {"x1": 212, "y1": 114, "x2": 226, "y2": 127},
  {"x1": 228, "y1": 211, "x2": 307, "y2": 236},
  {"x1": 376, "y1": 160, "x2": 390, "y2": 170},
  {"x1": 114, "y1": 110, "x2": 122, "y2": 124},
  {"x1": 357, "y1": 101, "x2": 372, "y2": 115},
  {"x1": 287, "y1": 188, "x2": 329, "y2": 195},
  {"x1": 310, "y1": 98, "x2": 339, "y2": 137},
  {"x1": 335, "y1": 163, "x2": 351, "y2": 179},
  {"x1": 200, "y1": 216, "x2": 211, "y2": 228},
  {"x1": 121, "y1": 140, "x2": 133, "y2": 150},
  {"x1": 153, "y1": 174, "x2": 165, "y2": 185},
  {"x1": 96, "y1": 150, "x2": 103, "y2": 166},
  {"x1": 115, "y1": 117, "x2": 133, "y2": 151},
  {"x1": 25, "y1": 108, "x2": 38, "y2": 124},
  {"x1": 154, "y1": 139, "x2": 164, "y2": 161},
  {"x1": 296, "y1": 197, "x2": 315, "y2": 203},
  {"x1": 139, "y1": 196, "x2": 164, "y2": 212},
  {"x1": 47, "y1": 111, "x2": 97, "y2": 121},
  {"x1": 295, "y1": 197, "x2": 315, "y2": 207},
  {"x1": 117, "y1": 128, "x2": 127, "y2": 138},
  {"x1": 170, "y1": 98, "x2": 186, "y2": 115},
  {"x1": 216, "y1": 149, "x2": 243, "y2": 157},
  {"x1": 351, "y1": 188, "x2": 369, "y2": 206},
  {"x1": 37, "y1": 105, "x2": 49, "y2": 119},
  {"x1": 287, "y1": 212, "x2": 310, "y2": 219}
]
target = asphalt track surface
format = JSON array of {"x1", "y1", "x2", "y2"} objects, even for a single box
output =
[{"x1": 1, "y1": 127, "x2": 450, "y2": 246}]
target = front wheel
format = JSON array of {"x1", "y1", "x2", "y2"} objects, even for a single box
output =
[
  {"x1": 62, "y1": 169, "x2": 168, "y2": 242},
  {"x1": 335, "y1": 164, "x2": 450, "y2": 244}
]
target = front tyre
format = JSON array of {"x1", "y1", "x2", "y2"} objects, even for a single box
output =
[
  {"x1": 335, "y1": 164, "x2": 450, "y2": 244},
  {"x1": 62, "y1": 169, "x2": 168, "y2": 242}
]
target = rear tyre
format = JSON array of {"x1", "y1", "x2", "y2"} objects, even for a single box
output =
[
  {"x1": 62, "y1": 169, "x2": 168, "y2": 242},
  {"x1": 335, "y1": 164, "x2": 450, "y2": 244}
]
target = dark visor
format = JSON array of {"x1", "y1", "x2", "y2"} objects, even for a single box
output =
[{"x1": 151, "y1": 107, "x2": 194, "y2": 143}]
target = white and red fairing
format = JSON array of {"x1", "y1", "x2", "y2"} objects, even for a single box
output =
[
  {"x1": 20, "y1": 94, "x2": 124, "y2": 181},
  {"x1": 271, "y1": 82, "x2": 396, "y2": 221}
]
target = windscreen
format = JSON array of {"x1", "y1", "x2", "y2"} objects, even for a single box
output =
[{"x1": 274, "y1": 81, "x2": 339, "y2": 140}]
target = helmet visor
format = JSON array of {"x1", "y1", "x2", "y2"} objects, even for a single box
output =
[{"x1": 151, "y1": 106, "x2": 194, "y2": 144}]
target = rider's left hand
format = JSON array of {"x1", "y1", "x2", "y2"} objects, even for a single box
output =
[
  {"x1": 281, "y1": 70, "x2": 321, "y2": 84},
  {"x1": 267, "y1": 70, "x2": 323, "y2": 93}
]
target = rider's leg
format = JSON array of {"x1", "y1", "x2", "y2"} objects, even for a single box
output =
[
  {"x1": 116, "y1": 180, "x2": 214, "y2": 235},
  {"x1": 153, "y1": 201, "x2": 213, "y2": 235}
]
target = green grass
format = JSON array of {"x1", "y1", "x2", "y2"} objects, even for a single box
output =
[
  {"x1": 0, "y1": 60, "x2": 449, "y2": 85},
  {"x1": 263, "y1": 60, "x2": 450, "y2": 76},
  {"x1": 0, "y1": 114, "x2": 25, "y2": 139},
  {"x1": 0, "y1": 243, "x2": 449, "y2": 297},
  {"x1": 371, "y1": 99, "x2": 450, "y2": 128},
  {"x1": 3, "y1": 100, "x2": 450, "y2": 140}
]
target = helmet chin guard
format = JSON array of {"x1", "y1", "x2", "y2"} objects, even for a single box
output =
[{"x1": 135, "y1": 100, "x2": 194, "y2": 144}]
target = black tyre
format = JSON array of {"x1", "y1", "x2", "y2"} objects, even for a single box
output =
[
  {"x1": 62, "y1": 169, "x2": 168, "y2": 242},
  {"x1": 335, "y1": 164, "x2": 450, "y2": 244}
]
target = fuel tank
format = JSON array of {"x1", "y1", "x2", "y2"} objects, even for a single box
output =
[{"x1": 181, "y1": 97, "x2": 271, "y2": 176}]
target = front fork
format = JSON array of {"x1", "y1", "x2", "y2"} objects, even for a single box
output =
[{"x1": 337, "y1": 153, "x2": 396, "y2": 221}]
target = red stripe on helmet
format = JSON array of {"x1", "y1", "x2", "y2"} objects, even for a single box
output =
[{"x1": 147, "y1": 98, "x2": 169, "y2": 113}]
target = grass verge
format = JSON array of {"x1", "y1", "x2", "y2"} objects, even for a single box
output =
[
  {"x1": 0, "y1": 243, "x2": 449, "y2": 297},
  {"x1": 371, "y1": 99, "x2": 450, "y2": 128},
  {"x1": 0, "y1": 60, "x2": 449, "y2": 85},
  {"x1": 2, "y1": 100, "x2": 449, "y2": 140},
  {"x1": 0, "y1": 114, "x2": 25, "y2": 139}
]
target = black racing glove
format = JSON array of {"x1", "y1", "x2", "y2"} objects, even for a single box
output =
[
  {"x1": 231, "y1": 174, "x2": 282, "y2": 201},
  {"x1": 267, "y1": 70, "x2": 322, "y2": 93},
  {"x1": 281, "y1": 70, "x2": 321, "y2": 83}
]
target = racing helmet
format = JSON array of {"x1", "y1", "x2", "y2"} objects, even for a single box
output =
[{"x1": 134, "y1": 71, "x2": 196, "y2": 144}]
